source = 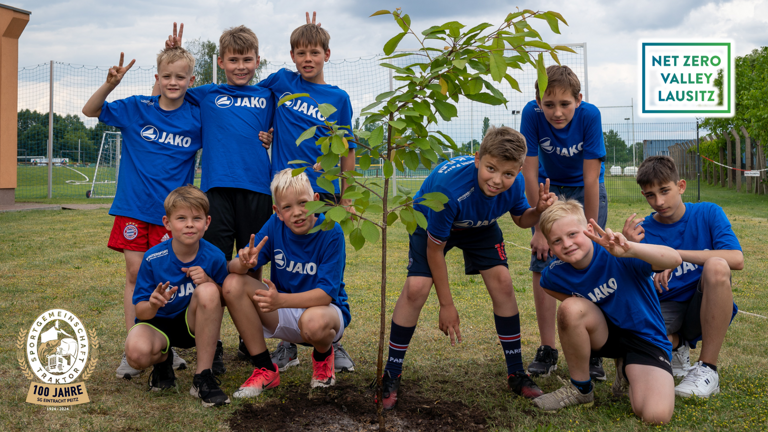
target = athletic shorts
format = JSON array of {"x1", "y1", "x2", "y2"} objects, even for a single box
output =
[
  {"x1": 660, "y1": 278, "x2": 736, "y2": 348},
  {"x1": 529, "y1": 183, "x2": 608, "y2": 272},
  {"x1": 131, "y1": 308, "x2": 195, "y2": 353},
  {"x1": 317, "y1": 192, "x2": 342, "y2": 204},
  {"x1": 108, "y1": 216, "x2": 171, "y2": 253},
  {"x1": 262, "y1": 304, "x2": 346, "y2": 345},
  {"x1": 591, "y1": 311, "x2": 673, "y2": 377},
  {"x1": 407, "y1": 223, "x2": 508, "y2": 278},
  {"x1": 204, "y1": 187, "x2": 273, "y2": 261}
]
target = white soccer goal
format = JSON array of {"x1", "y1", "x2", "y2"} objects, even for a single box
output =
[{"x1": 87, "y1": 131, "x2": 121, "y2": 198}]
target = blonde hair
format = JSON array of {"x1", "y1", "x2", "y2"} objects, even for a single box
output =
[
  {"x1": 290, "y1": 24, "x2": 330, "y2": 51},
  {"x1": 156, "y1": 46, "x2": 195, "y2": 73},
  {"x1": 539, "y1": 199, "x2": 587, "y2": 240},
  {"x1": 164, "y1": 185, "x2": 209, "y2": 216},
  {"x1": 478, "y1": 126, "x2": 527, "y2": 164},
  {"x1": 270, "y1": 168, "x2": 314, "y2": 202},
  {"x1": 220, "y1": 25, "x2": 259, "y2": 57}
]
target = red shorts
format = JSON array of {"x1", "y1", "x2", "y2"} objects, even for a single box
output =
[{"x1": 108, "y1": 216, "x2": 171, "y2": 253}]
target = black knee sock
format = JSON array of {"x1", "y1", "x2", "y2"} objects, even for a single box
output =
[
  {"x1": 313, "y1": 346, "x2": 332, "y2": 362},
  {"x1": 250, "y1": 350, "x2": 275, "y2": 371}
]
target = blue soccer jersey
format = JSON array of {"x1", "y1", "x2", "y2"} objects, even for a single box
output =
[
  {"x1": 99, "y1": 96, "x2": 202, "y2": 225},
  {"x1": 412, "y1": 156, "x2": 530, "y2": 242},
  {"x1": 257, "y1": 69, "x2": 355, "y2": 193},
  {"x1": 520, "y1": 99, "x2": 606, "y2": 186},
  {"x1": 249, "y1": 213, "x2": 351, "y2": 327},
  {"x1": 133, "y1": 238, "x2": 229, "y2": 319},
  {"x1": 640, "y1": 202, "x2": 742, "y2": 303},
  {"x1": 184, "y1": 84, "x2": 275, "y2": 194},
  {"x1": 540, "y1": 242, "x2": 673, "y2": 358}
]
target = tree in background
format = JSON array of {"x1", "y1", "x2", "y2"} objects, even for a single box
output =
[
  {"x1": 185, "y1": 38, "x2": 268, "y2": 87},
  {"x1": 17, "y1": 109, "x2": 106, "y2": 163},
  {"x1": 481, "y1": 116, "x2": 490, "y2": 139},
  {"x1": 603, "y1": 128, "x2": 631, "y2": 165}
]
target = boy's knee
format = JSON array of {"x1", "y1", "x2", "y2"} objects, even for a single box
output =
[
  {"x1": 635, "y1": 405, "x2": 674, "y2": 425},
  {"x1": 125, "y1": 344, "x2": 152, "y2": 369},
  {"x1": 702, "y1": 257, "x2": 731, "y2": 286},
  {"x1": 300, "y1": 315, "x2": 333, "y2": 343},
  {"x1": 557, "y1": 298, "x2": 586, "y2": 329},
  {"x1": 222, "y1": 274, "x2": 245, "y2": 298},
  {"x1": 403, "y1": 279, "x2": 432, "y2": 304},
  {"x1": 194, "y1": 282, "x2": 221, "y2": 307}
]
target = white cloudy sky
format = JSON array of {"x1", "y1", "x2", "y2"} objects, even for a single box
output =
[{"x1": 10, "y1": 0, "x2": 768, "y2": 125}]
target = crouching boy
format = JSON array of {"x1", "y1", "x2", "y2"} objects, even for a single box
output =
[
  {"x1": 125, "y1": 185, "x2": 230, "y2": 407},
  {"x1": 533, "y1": 200, "x2": 682, "y2": 425},
  {"x1": 223, "y1": 168, "x2": 351, "y2": 398}
]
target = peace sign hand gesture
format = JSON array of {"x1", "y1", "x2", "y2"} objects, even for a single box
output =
[
  {"x1": 238, "y1": 234, "x2": 268, "y2": 269},
  {"x1": 536, "y1": 178, "x2": 558, "y2": 213},
  {"x1": 106, "y1": 52, "x2": 135, "y2": 88},
  {"x1": 165, "y1": 22, "x2": 184, "y2": 49},
  {"x1": 584, "y1": 219, "x2": 632, "y2": 258},
  {"x1": 149, "y1": 282, "x2": 177, "y2": 309}
]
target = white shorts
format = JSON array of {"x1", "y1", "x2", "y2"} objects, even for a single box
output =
[{"x1": 262, "y1": 304, "x2": 346, "y2": 344}]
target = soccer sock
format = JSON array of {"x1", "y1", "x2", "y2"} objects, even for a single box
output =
[
  {"x1": 384, "y1": 320, "x2": 416, "y2": 376},
  {"x1": 250, "y1": 350, "x2": 275, "y2": 372},
  {"x1": 702, "y1": 362, "x2": 717, "y2": 372},
  {"x1": 313, "y1": 346, "x2": 332, "y2": 362},
  {"x1": 494, "y1": 313, "x2": 524, "y2": 375},
  {"x1": 571, "y1": 377, "x2": 593, "y2": 394}
]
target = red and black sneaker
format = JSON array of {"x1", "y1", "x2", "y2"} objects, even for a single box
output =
[
  {"x1": 508, "y1": 371, "x2": 544, "y2": 399},
  {"x1": 374, "y1": 370, "x2": 401, "y2": 410}
]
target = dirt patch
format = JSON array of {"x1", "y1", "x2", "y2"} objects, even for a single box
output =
[{"x1": 228, "y1": 381, "x2": 487, "y2": 431}]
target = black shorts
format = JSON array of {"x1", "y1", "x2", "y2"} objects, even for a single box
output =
[
  {"x1": 317, "y1": 192, "x2": 342, "y2": 204},
  {"x1": 133, "y1": 309, "x2": 195, "y2": 352},
  {"x1": 591, "y1": 311, "x2": 673, "y2": 378},
  {"x1": 660, "y1": 282, "x2": 704, "y2": 343},
  {"x1": 204, "y1": 187, "x2": 273, "y2": 260},
  {"x1": 407, "y1": 223, "x2": 508, "y2": 278}
]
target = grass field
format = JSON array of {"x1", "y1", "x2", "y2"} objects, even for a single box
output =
[{"x1": 1, "y1": 183, "x2": 766, "y2": 431}]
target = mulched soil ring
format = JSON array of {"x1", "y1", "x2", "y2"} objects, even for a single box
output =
[{"x1": 228, "y1": 381, "x2": 487, "y2": 431}]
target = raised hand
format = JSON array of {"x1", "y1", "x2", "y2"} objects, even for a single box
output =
[
  {"x1": 622, "y1": 213, "x2": 645, "y2": 242},
  {"x1": 536, "y1": 178, "x2": 558, "y2": 213},
  {"x1": 260, "y1": 128, "x2": 274, "y2": 149},
  {"x1": 165, "y1": 22, "x2": 184, "y2": 49},
  {"x1": 149, "y1": 282, "x2": 177, "y2": 308},
  {"x1": 181, "y1": 266, "x2": 210, "y2": 286},
  {"x1": 238, "y1": 234, "x2": 268, "y2": 269},
  {"x1": 530, "y1": 229, "x2": 551, "y2": 261},
  {"x1": 253, "y1": 278, "x2": 281, "y2": 313},
  {"x1": 438, "y1": 303, "x2": 462, "y2": 346},
  {"x1": 584, "y1": 218, "x2": 632, "y2": 258},
  {"x1": 306, "y1": 11, "x2": 321, "y2": 27},
  {"x1": 653, "y1": 268, "x2": 673, "y2": 293},
  {"x1": 106, "y1": 53, "x2": 135, "y2": 87}
]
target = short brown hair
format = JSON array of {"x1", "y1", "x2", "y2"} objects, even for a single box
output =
[
  {"x1": 478, "y1": 126, "x2": 526, "y2": 164},
  {"x1": 220, "y1": 25, "x2": 259, "y2": 57},
  {"x1": 636, "y1": 156, "x2": 679, "y2": 188},
  {"x1": 164, "y1": 185, "x2": 209, "y2": 217},
  {"x1": 535, "y1": 65, "x2": 581, "y2": 100},
  {"x1": 290, "y1": 24, "x2": 330, "y2": 51},
  {"x1": 539, "y1": 199, "x2": 587, "y2": 240},
  {"x1": 156, "y1": 46, "x2": 195, "y2": 73}
]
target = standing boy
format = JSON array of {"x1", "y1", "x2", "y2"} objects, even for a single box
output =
[
  {"x1": 82, "y1": 47, "x2": 201, "y2": 379},
  {"x1": 520, "y1": 65, "x2": 608, "y2": 380},
  {"x1": 379, "y1": 127, "x2": 558, "y2": 410},
  {"x1": 623, "y1": 156, "x2": 742, "y2": 398},
  {"x1": 125, "y1": 185, "x2": 230, "y2": 407},
  {"x1": 222, "y1": 168, "x2": 351, "y2": 397},
  {"x1": 534, "y1": 200, "x2": 681, "y2": 425}
]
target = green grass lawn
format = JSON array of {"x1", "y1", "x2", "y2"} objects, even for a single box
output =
[{"x1": 1, "y1": 183, "x2": 766, "y2": 431}]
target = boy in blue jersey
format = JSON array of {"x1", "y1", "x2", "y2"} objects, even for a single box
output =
[
  {"x1": 533, "y1": 200, "x2": 681, "y2": 425},
  {"x1": 379, "y1": 127, "x2": 558, "y2": 410},
  {"x1": 83, "y1": 47, "x2": 201, "y2": 379},
  {"x1": 222, "y1": 168, "x2": 351, "y2": 397},
  {"x1": 622, "y1": 156, "x2": 742, "y2": 398},
  {"x1": 520, "y1": 65, "x2": 609, "y2": 380},
  {"x1": 125, "y1": 185, "x2": 230, "y2": 407}
]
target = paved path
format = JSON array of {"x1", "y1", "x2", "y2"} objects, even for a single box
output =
[{"x1": 0, "y1": 203, "x2": 110, "y2": 213}]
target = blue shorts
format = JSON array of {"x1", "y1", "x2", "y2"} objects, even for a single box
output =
[
  {"x1": 407, "y1": 223, "x2": 508, "y2": 278},
  {"x1": 530, "y1": 183, "x2": 608, "y2": 272}
]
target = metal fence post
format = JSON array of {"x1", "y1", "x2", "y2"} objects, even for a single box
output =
[
  {"x1": 696, "y1": 122, "x2": 700, "y2": 202},
  {"x1": 48, "y1": 60, "x2": 53, "y2": 199}
]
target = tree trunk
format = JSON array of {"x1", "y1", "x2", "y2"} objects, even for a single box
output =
[
  {"x1": 741, "y1": 127, "x2": 752, "y2": 193},
  {"x1": 731, "y1": 129, "x2": 741, "y2": 193},
  {"x1": 719, "y1": 146, "x2": 725, "y2": 188},
  {"x1": 758, "y1": 140, "x2": 766, "y2": 196},
  {"x1": 725, "y1": 133, "x2": 732, "y2": 189}
]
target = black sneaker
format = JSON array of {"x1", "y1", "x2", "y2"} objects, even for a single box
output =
[
  {"x1": 527, "y1": 345, "x2": 558, "y2": 377},
  {"x1": 190, "y1": 369, "x2": 231, "y2": 407},
  {"x1": 212, "y1": 340, "x2": 226, "y2": 376},
  {"x1": 590, "y1": 356, "x2": 607, "y2": 381},
  {"x1": 373, "y1": 370, "x2": 401, "y2": 410},
  {"x1": 237, "y1": 336, "x2": 249, "y2": 361},
  {"x1": 148, "y1": 351, "x2": 176, "y2": 391},
  {"x1": 508, "y1": 371, "x2": 544, "y2": 399}
]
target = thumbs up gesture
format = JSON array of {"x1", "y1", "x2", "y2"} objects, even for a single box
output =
[
  {"x1": 253, "y1": 279, "x2": 281, "y2": 313},
  {"x1": 149, "y1": 282, "x2": 177, "y2": 309}
]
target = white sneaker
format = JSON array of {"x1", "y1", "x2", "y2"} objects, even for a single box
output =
[
  {"x1": 172, "y1": 348, "x2": 187, "y2": 371},
  {"x1": 671, "y1": 341, "x2": 692, "y2": 377},
  {"x1": 675, "y1": 361, "x2": 720, "y2": 398},
  {"x1": 116, "y1": 352, "x2": 143, "y2": 379}
]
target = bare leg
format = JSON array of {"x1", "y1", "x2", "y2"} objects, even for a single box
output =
[
  {"x1": 556, "y1": 298, "x2": 609, "y2": 381},
  {"x1": 481, "y1": 266, "x2": 518, "y2": 316},
  {"x1": 298, "y1": 306, "x2": 341, "y2": 353},
  {"x1": 188, "y1": 282, "x2": 225, "y2": 373},
  {"x1": 391, "y1": 276, "x2": 434, "y2": 327},
  {"x1": 221, "y1": 274, "x2": 278, "y2": 357},
  {"x1": 698, "y1": 257, "x2": 732, "y2": 365},
  {"x1": 533, "y1": 271, "x2": 557, "y2": 347},
  {"x1": 125, "y1": 325, "x2": 170, "y2": 370},
  {"x1": 123, "y1": 250, "x2": 144, "y2": 334},
  {"x1": 626, "y1": 364, "x2": 675, "y2": 424}
]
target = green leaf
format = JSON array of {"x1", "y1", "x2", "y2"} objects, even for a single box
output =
[
  {"x1": 295, "y1": 126, "x2": 318, "y2": 146},
  {"x1": 304, "y1": 200, "x2": 327, "y2": 214},
  {"x1": 359, "y1": 154, "x2": 372, "y2": 171},
  {"x1": 467, "y1": 77, "x2": 483, "y2": 94},
  {"x1": 465, "y1": 22, "x2": 494, "y2": 35},
  {"x1": 367, "y1": 204, "x2": 383, "y2": 213},
  {"x1": 548, "y1": 11, "x2": 568, "y2": 25},
  {"x1": 504, "y1": 11, "x2": 525, "y2": 22},
  {"x1": 421, "y1": 148, "x2": 438, "y2": 163},
  {"x1": 399, "y1": 208, "x2": 414, "y2": 223},
  {"x1": 396, "y1": 13, "x2": 411, "y2": 32},
  {"x1": 422, "y1": 192, "x2": 449, "y2": 203},
  {"x1": 504, "y1": 74, "x2": 522, "y2": 92},
  {"x1": 288, "y1": 159, "x2": 311, "y2": 165},
  {"x1": 331, "y1": 135, "x2": 346, "y2": 154},
  {"x1": 383, "y1": 160, "x2": 393, "y2": 178},
  {"x1": 340, "y1": 218, "x2": 354, "y2": 235},
  {"x1": 342, "y1": 190, "x2": 364, "y2": 200},
  {"x1": 554, "y1": 45, "x2": 577, "y2": 54},
  {"x1": 327, "y1": 206, "x2": 347, "y2": 222},
  {"x1": 544, "y1": 13, "x2": 560, "y2": 34},
  {"x1": 550, "y1": 51, "x2": 560, "y2": 65},
  {"x1": 433, "y1": 100, "x2": 458, "y2": 121},
  {"x1": 389, "y1": 119, "x2": 407, "y2": 130},
  {"x1": 291, "y1": 167, "x2": 307, "y2": 176},
  {"x1": 361, "y1": 220, "x2": 380, "y2": 243},
  {"x1": 404, "y1": 150, "x2": 420, "y2": 170},
  {"x1": 386, "y1": 212, "x2": 399, "y2": 226},
  {"x1": 316, "y1": 177, "x2": 336, "y2": 195},
  {"x1": 278, "y1": 93, "x2": 309, "y2": 106},
  {"x1": 349, "y1": 228, "x2": 365, "y2": 251},
  {"x1": 320, "y1": 153, "x2": 340, "y2": 172},
  {"x1": 452, "y1": 59, "x2": 468, "y2": 69},
  {"x1": 376, "y1": 90, "x2": 397, "y2": 102},
  {"x1": 413, "y1": 101, "x2": 432, "y2": 117},
  {"x1": 369, "y1": 126, "x2": 384, "y2": 146},
  {"x1": 524, "y1": 40, "x2": 553, "y2": 50},
  {"x1": 536, "y1": 53, "x2": 549, "y2": 99},
  {"x1": 489, "y1": 51, "x2": 506, "y2": 82},
  {"x1": 370, "y1": 10, "x2": 390, "y2": 17},
  {"x1": 318, "y1": 103, "x2": 337, "y2": 118},
  {"x1": 418, "y1": 199, "x2": 445, "y2": 212},
  {"x1": 464, "y1": 92, "x2": 505, "y2": 105},
  {"x1": 384, "y1": 32, "x2": 407, "y2": 56},
  {"x1": 405, "y1": 219, "x2": 418, "y2": 235},
  {"x1": 414, "y1": 210, "x2": 428, "y2": 229}
]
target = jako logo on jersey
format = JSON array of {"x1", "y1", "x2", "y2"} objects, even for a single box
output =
[
  {"x1": 216, "y1": 94, "x2": 268, "y2": 109},
  {"x1": 540, "y1": 137, "x2": 555, "y2": 153},
  {"x1": 215, "y1": 95, "x2": 234, "y2": 108},
  {"x1": 587, "y1": 277, "x2": 618, "y2": 302},
  {"x1": 274, "y1": 249, "x2": 286, "y2": 269},
  {"x1": 556, "y1": 142, "x2": 584, "y2": 158},
  {"x1": 673, "y1": 261, "x2": 700, "y2": 278},
  {"x1": 280, "y1": 92, "x2": 327, "y2": 121},
  {"x1": 279, "y1": 92, "x2": 294, "y2": 108},
  {"x1": 140, "y1": 125, "x2": 192, "y2": 147},
  {"x1": 168, "y1": 282, "x2": 196, "y2": 303},
  {"x1": 453, "y1": 216, "x2": 501, "y2": 228},
  {"x1": 285, "y1": 260, "x2": 317, "y2": 275}
]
